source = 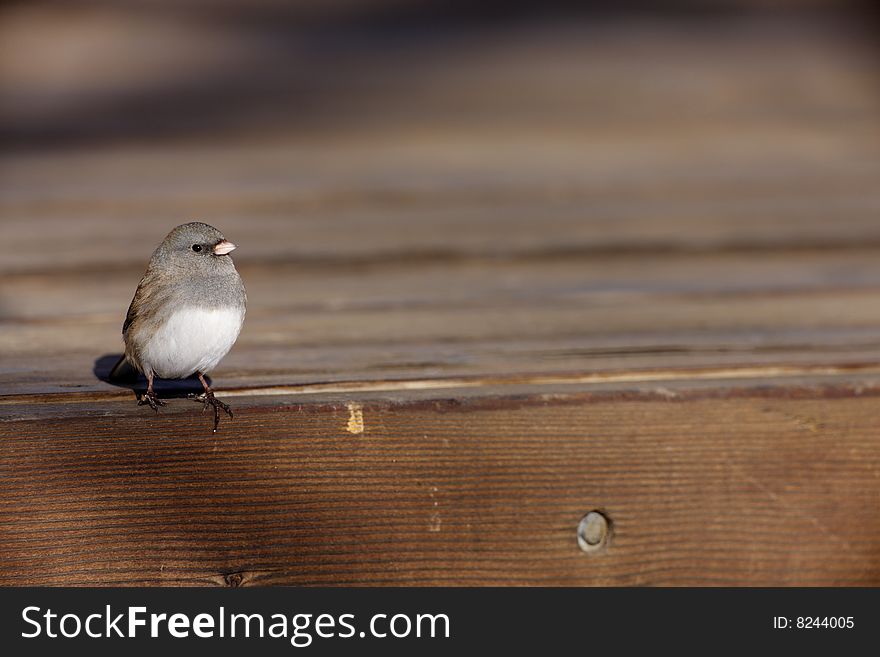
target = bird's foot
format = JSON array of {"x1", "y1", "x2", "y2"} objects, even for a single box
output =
[
  {"x1": 138, "y1": 390, "x2": 166, "y2": 412},
  {"x1": 189, "y1": 391, "x2": 233, "y2": 433}
]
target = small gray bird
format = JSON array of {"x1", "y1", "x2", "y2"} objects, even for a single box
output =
[{"x1": 110, "y1": 222, "x2": 246, "y2": 432}]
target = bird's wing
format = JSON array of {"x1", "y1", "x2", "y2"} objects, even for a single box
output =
[
  {"x1": 122, "y1": 267, "x2": 166, "y2": 336},
  {"x1": 122, "y1": 295, "x2": 138, "y2": 335}
]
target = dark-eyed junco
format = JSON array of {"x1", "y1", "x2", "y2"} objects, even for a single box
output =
[{"x1": 109, "y1": 222, "x2": 246, "y2": 432}]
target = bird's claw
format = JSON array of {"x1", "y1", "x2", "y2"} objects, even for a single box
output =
[
  {"x1": 190, "y1": 391, "x2": 233, "y2": 433},
  {"x1": 138, "y1": 391, "x2": 166, "y2": 412}
]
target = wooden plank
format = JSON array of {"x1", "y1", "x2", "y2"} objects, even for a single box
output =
[
  {"x1": 6, "y1": 255, "x2": 880, "y2": 395},
  {"x1": 1, "y1": 382, "x2": 878, "y2": 586},
  {"x1": 3, "y1": 14, "x2": 880, "y2": 586}
]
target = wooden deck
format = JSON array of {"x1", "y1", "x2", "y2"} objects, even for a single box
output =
[{"x1": 2, "y1": 14, "x2": 880, "y2": 585}]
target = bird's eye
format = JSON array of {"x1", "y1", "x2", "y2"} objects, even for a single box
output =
[{"x1": 191, "y1": 244, "x2": 202, "y2": 252}]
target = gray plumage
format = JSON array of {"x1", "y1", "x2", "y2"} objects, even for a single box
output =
[{"x1": 110, "y1": 222, "x2": 246, "y2": 432}]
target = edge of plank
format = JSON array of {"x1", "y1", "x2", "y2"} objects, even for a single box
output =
[{"x1": 4, "y1": 361, "x2": 880, "y2": 408}]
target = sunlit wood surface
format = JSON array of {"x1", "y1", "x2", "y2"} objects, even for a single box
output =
[{"x1": 2, "y1": 13, "x2": 880, "y2": 585}]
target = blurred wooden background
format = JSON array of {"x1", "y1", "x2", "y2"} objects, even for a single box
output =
[{"x1": 2, "y1": 1, "x2": 880, "y2": 585}]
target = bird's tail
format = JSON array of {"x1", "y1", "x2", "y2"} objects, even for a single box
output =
[{"x1": 108, "y1": 355, "x2": 138, "y2": 382}]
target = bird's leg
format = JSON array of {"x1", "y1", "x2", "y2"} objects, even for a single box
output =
[
  {"x1": 138, "y1": 372, "x2": 166, "y2": 412},
  {"x1": 189, "y1": 372, "x2": 233, "y2": 433}
]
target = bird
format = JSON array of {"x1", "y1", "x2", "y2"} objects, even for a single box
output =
[{"x1": 109, "y1": 222, "x2": 246, "y2": 432}]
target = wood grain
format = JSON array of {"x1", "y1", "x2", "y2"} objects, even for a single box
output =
[
  {"x1": 2, "y1": 384, "x2": 879, "y2": 586},
  {"x1": 2, "y1": 13, "x2": 880, "y2": 585}
]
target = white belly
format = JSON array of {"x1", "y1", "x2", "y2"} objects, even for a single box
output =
[{"x1": 141, "y1": 306, "x2": 244, "y2": 379}]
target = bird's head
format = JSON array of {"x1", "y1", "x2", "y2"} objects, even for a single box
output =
[{"x1": 152, "y1": 222, "x2": 238, "y2": 275}]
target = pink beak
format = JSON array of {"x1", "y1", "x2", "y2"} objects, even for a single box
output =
[{"x1": 213, "y1": 240, "x2": 236, "y2": 255}]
